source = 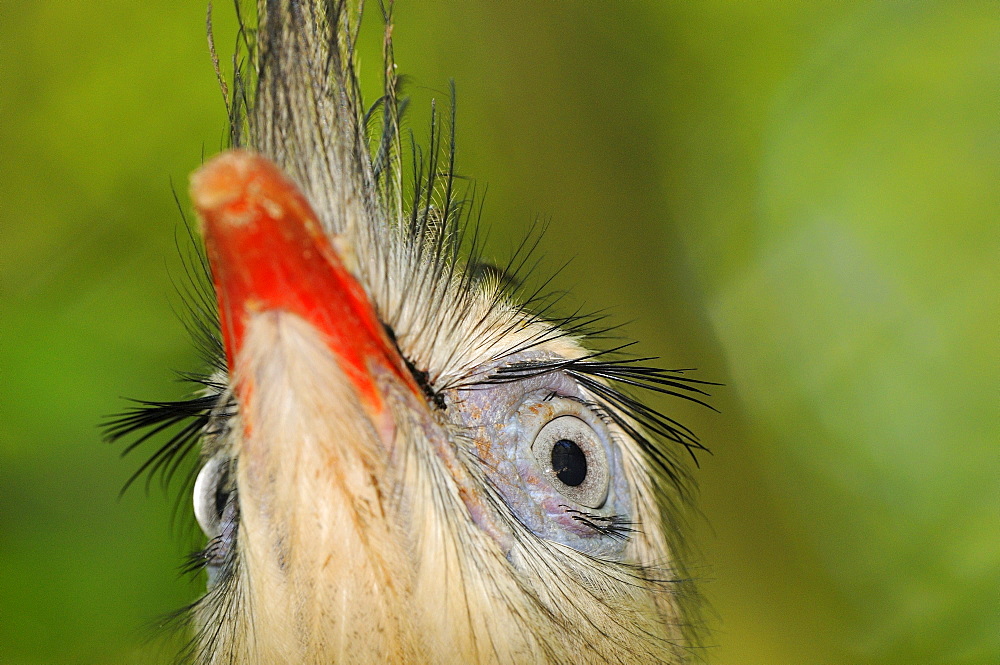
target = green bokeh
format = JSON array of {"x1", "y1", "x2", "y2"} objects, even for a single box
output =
[{"x1": 1, "y1": 2, "x2": 996, "y2": 663}]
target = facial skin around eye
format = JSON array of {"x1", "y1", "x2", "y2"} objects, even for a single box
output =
[{"x1": 449, "y1": 369, "x2": 634, "y2": 559}]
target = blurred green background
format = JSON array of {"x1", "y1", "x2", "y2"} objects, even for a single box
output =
[{"x1": 1, "y1": 1, "x2": 996, "y2": 663}]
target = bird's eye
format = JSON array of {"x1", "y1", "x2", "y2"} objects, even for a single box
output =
[
  {"x1": 193, "y1": 454, "x2": 231, "y2": 539},
  {"x1": 452, "y1": 380, "x2": 632, "y2": 554},
  {"x1": 530, "y1": 415, "x2": 609, "y2": 509}
]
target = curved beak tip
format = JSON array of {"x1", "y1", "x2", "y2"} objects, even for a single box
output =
[
  {"x1": 190, "y1": 150, "x2": 285, "y2": 230},
  {"x1": 190, "y1": 150, "x2": 245, "y2": 218}
]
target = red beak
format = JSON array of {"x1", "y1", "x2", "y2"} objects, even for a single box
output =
[{"x1": 190, "y1": 150, "x2": 415, "y2": 418}]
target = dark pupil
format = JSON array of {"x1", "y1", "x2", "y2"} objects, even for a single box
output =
[
  {"x1": 214, "y1": 464, "x2": 231, "y2": 520},
  {"x1": 214, "y1": 484, "x2": 230, "y2": 519},
  {"x1": 551, "y1": 439, "x2": 587, "y2": 487}
]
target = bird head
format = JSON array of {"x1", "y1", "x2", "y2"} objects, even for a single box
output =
[{"x1": 108, "y1": 2, "x2": 714, "y2": 663}]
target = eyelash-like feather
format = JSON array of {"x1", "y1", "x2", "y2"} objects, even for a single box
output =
[
  {"x1": 103, "y1": 392, "x2": 218, "y2": 495},
  {"x1": 181, "y1": 535, "x2": 226, "y2": 578},
  {"x1": 559, "y1": 506, "x2": 640, "y2": 542}
]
